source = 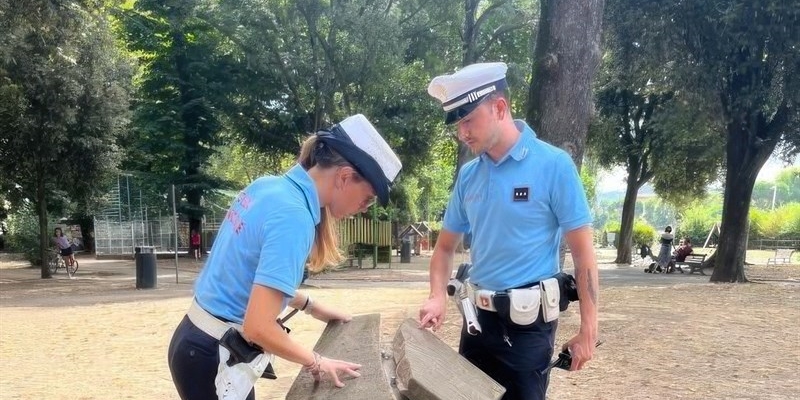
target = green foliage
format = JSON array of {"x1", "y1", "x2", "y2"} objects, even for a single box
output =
[
  {"x1": 0, "y1": 0, "x2": 132, "y2": 274},
  {"x1": 415, "y1": 135, "x2": 456, "y2": 221},
  {"x1": 632, "y1": 220, "x2": 656, "y2": 247},
  {"x1": 661, "y1": 0, "x2": 799, "y2": 279},
  {"x1": 675, "y1": 195, "x2": 722, "y2": 245},
  {"x1": 749, "y1": 208, "x2": 771, "y2": 240},
  {"x1": 590, "y1": 0, "x2": 725, "y2": 206},
  {"x1": 580, "y1": 166, "x2": 597, "y2": 207},
  {"x1": 779, "y1": 203, "x2": 800, "y2": 239},
  {"x1": 750, "y1": 203, "x2": 800, "y2": 240},
  {"x1": 5, "y1": 203, "x2": 46, "y2": 266},
  {"x1": 605, "y1": 220, "x2": 620, "y2": 233},
  {"x1": 775, "y1": 168, "x2": 800, "y2": 205},
  {"x1": 206, "y1": 142, "x2": 294, "y2": 188},
  {"x1": 118, "y1": 0, "x2": 239, "y2": 224},
  {"x1": 0, "y1": 0, "x2": 131, "y2": 211}
]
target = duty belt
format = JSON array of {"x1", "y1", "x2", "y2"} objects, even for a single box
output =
[
  {"x1": 187, "y1": 299, "x2": 242, "y2": 340},
  {"x1": 466, "y1": 280, "x2": 540, "y2": 312}
]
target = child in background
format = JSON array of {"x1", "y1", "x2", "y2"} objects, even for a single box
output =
[{"x1": 190, "y1": 229, "x2": 201, "y2": 260}]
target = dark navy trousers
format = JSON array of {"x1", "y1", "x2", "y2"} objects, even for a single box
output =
[
  {"x1": 459, "y1": 309, "x2": 557, "y2": 400},
  {"x1": 168, "y1": 316, "x2": 256, "y2": 400}
]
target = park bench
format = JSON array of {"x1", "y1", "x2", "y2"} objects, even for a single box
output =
[
  {"x1": 767, "y1": 248, "x2": 795, "y2": 265},
  {"x1": 676, "y1": 253, "x2": 709, "y2": 275}
]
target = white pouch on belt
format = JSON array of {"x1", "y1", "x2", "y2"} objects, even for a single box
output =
[
  {"x1": 507, "y1": 287, "x2": 541, "y2": 326},
  {"x1": 215, "y1": 346, "x2": 270, "y2": 400},
  {"x1": 540, "y1": 277, "x2": 561, "y2": 323}
]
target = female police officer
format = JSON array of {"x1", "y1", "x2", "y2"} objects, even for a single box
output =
[{"x1": 168, "y1": 114, "x2": 402, "y2": 400}]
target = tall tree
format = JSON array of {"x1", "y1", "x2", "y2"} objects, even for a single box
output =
[
  {"x1": 210, "y1": 0, "x2": 462, "y2": 208},
  {"x1": 589, "y1": 0, "x2": 723, "y2": 264},
  {"x1": 119, "y1": 0, "x2": 235, "y2": 238},
  {"x1": 524, "y1": 0, "x2": 605, "y2": 268},
  {"x1": 454, "y1": 0, "x2": 534, "y2": 180},
  {"x1": 0, "y1": 0, "x2": 131, "y2": 276},
  {"x1": 664, "y1": 0, "x2": 800, "y2": 282},
  {"x1": 526, "y1": 0, "x2": 605, "y2": 167}
]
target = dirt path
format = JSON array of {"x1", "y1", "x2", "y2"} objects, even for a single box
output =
[{"x1": 1, "y1": 253, "x2": 798, "y2": 399}]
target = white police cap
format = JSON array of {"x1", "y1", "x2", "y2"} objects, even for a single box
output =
[
  {"x1": 427, "y1": 62, "x2": 508, "y2": 124},
  {"x1": 316, "y1": 114, "x2": 402, "y2": 206}
]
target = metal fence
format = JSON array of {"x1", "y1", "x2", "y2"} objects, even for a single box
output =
[
  {"x1": 92, "y1": 175, "x2": 227, "y2": 256},
  {"x1": 752, "y1": 238, "x2": 800, "y2": 250},
  {"x1": 92, "y1": 176, "x2": 405, "y2": 256},
  {"x1": 94, "y1": 212, "x2": 180, "y2": 256}
]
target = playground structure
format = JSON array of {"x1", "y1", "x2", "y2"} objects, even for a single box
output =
[{"x1": 338, "y1": 216, "x2": 394, "y2": 268}]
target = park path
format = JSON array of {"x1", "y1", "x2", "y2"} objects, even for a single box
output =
[{"x1": 0, "y1": 250, "x2": 722, "y2": 308}]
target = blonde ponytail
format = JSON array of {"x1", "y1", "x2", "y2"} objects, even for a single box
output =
[{"x1": 298, "y1": 135, "x2": 347, "y2": 272}]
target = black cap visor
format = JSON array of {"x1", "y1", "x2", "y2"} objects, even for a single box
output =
[
  {"x1": 442, "y1": 79, "x2": 507, "y2": 125},
  {"x1": 445, "y1": 98, "x2": 486, "y2": 125},
  {"x1": 316, "y1": 127, "x2": 392, "y2": 206}
]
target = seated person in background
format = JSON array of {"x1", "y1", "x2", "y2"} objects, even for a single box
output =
[
  {"x1": 671, "y1": 237, "x2": 693, "y2": 273},
  {"x1": 674, "y1": 237, "x2": 693, "y2": 262}
]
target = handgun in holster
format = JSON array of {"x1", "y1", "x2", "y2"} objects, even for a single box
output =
[{"x1": 446, "y1": 263, "x2": 482, "y2": 335}]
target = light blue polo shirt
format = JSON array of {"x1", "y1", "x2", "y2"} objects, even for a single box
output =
[
  {"x1": 194, "y1": 164, "x2": 320, "y2": 324},
  {"x1": 443, "y1": 120, "x2": 592, "y2": 291}
]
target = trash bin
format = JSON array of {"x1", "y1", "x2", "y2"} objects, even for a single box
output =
[
  {"x1": 135, "y1": 246, "x2": 157, "y2": 289},
  {"x1": 400, "y1": 238, "x2": 411, "y2": 263}
]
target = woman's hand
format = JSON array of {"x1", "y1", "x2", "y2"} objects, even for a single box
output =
[{"x1": 304, "y1": 352, "x2": 362, "y2": 387}]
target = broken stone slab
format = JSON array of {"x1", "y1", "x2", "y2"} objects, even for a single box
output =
[
  {"x1": 392, "y1": 318, "x2": 505, "y2": 400},
  {"x1": 285, "y1": 313, "x2": 395, "y2": 400}
]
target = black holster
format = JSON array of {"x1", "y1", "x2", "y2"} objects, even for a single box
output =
[
  {"x1": 555, "y1": 272, "x2": 579, "y2": 311},
  {"x1": 218, "y1": 328, "x2": 277, "y2": 380}
]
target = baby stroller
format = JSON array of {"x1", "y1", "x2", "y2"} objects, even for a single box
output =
[
  {"x1": 642, "y1": 243, "x2": 683, "y2": 273},
  {"x1": 639, "y1": 244, "x2": 661, "y2": 273}
]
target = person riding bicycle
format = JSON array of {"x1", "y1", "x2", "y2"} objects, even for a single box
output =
[{"x1": 53, "y1": 227, "x2": 75, "y2": 267}]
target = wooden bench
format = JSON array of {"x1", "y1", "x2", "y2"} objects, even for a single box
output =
[
  {"x1": 676, "y1": 253, "x2": 709, "y2": 275},
  {"x1": 767, "y1": 248, "x2": 795, "y2": 265}
]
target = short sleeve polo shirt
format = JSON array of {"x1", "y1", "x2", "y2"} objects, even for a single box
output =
[
  {"x1": 194, "y1": 164, "x2": 320, "y2": 323},
  {"x1": 443, "y1": 120, "x2": 592, "y2": 291}
]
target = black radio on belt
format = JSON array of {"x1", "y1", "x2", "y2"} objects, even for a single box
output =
[{"x1": 555, "y1": 272, "x2": 579, "y2": 311}]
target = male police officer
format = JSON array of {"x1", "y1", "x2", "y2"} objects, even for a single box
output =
[{"x1": 418, "y1": 62, "x2": 599, "y2": 400}]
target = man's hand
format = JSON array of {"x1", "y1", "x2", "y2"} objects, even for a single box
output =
[
  {"x1": 418, "y1": 295, "x2": 447, "y2": 331},
  {"x1": 562, "y1": 330, "x2": 597, "y2": 371}
]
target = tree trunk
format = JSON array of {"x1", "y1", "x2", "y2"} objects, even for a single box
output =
[
  {"x1": 526, "y1": 0, "x2": 605, "y2": 168},
  {"x1": 710, "y1": 123, "x2": 774, "y2": 282},
  {"x1": 526, "y1": 0, "x2": 605, "y2": 267},
  {"x1": 614, "y1": 165, "x2": 642, "y2": 264},
  {"x1": 37, "y1": 174, "x2": 51, "y2": 279}
]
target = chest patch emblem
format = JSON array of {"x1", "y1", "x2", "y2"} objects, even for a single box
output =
[{"x1": 513, "y1": 187, "x2": 529, "y2": 202}]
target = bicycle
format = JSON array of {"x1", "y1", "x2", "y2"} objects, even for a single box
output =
[{"x1": 48, "y1": 248, "x2": 78, "y2": 278}]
